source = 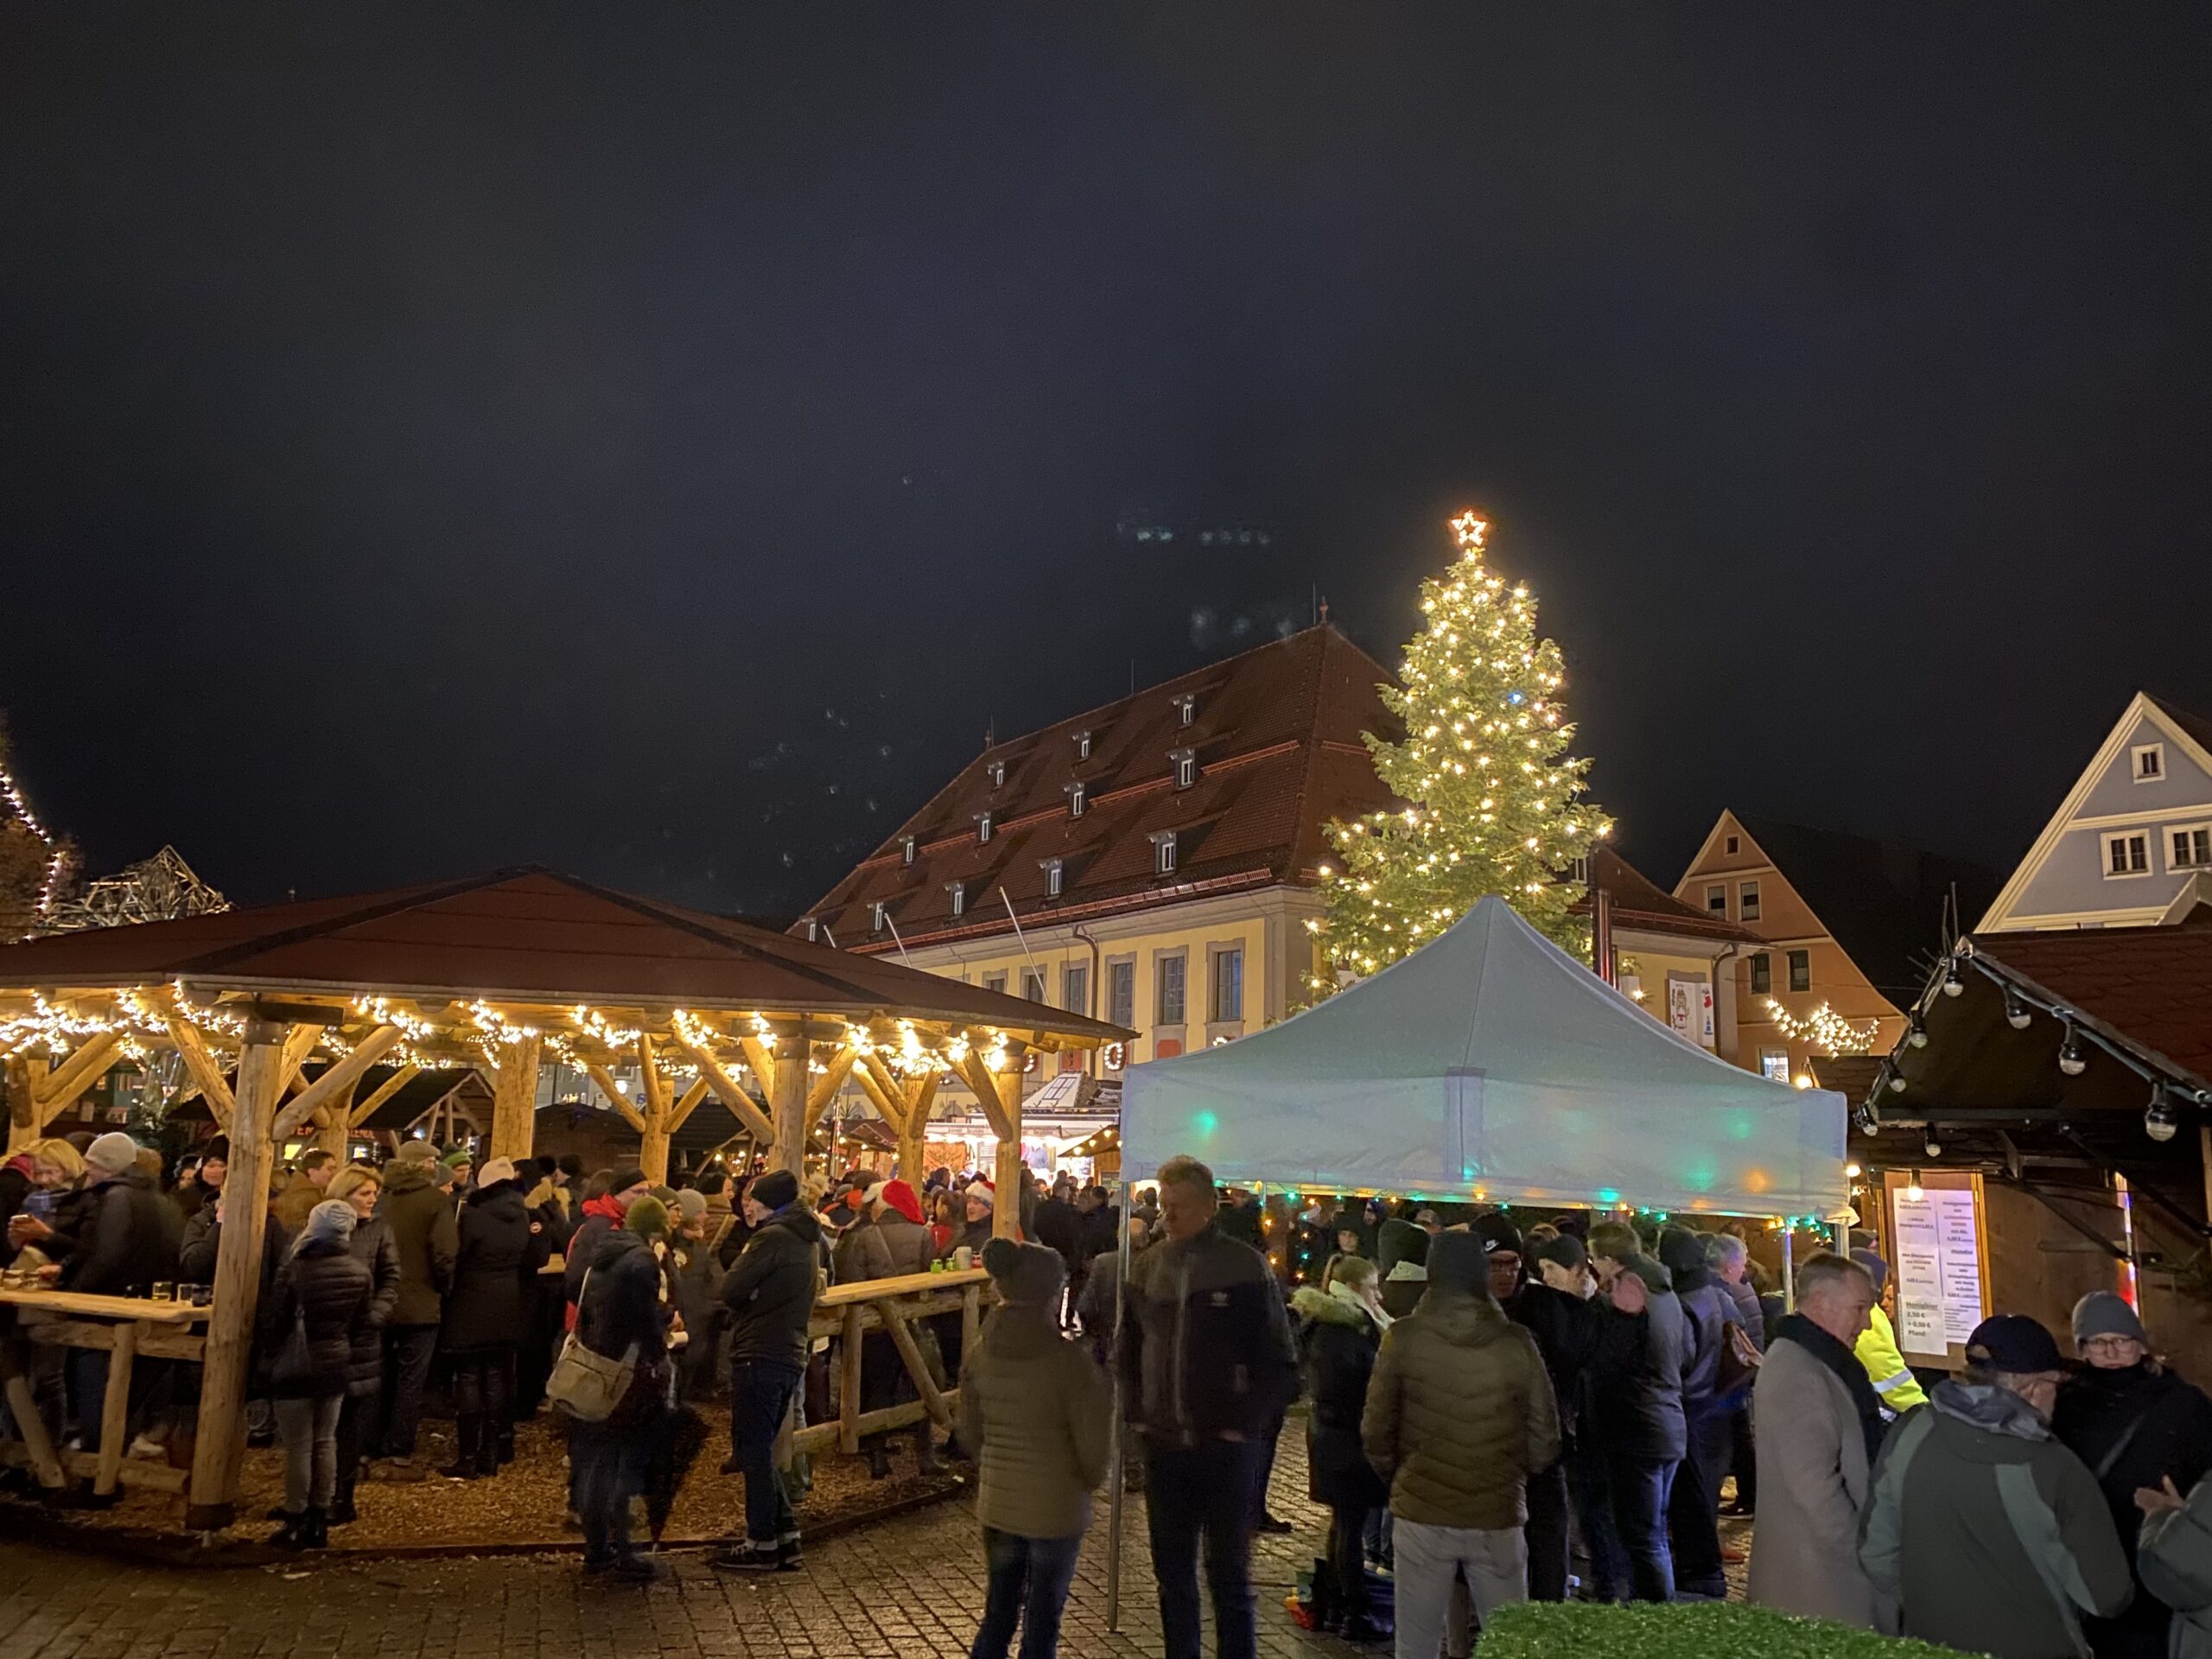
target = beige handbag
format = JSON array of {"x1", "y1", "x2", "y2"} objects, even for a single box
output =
[{"x1": 546, "y1": 1269, "x2": 636, "y2": 1423}]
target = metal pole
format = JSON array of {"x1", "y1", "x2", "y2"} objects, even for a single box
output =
[
  {"x1": 1781, "y1": 1222, "x2": 1796, "y2": 1314},
  {"x1": 1106, "y1": 1172, "x2": 1132, "y2": 1631}
]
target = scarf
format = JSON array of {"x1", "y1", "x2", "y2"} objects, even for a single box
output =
[
  {"x1": 1328, "y1": 1278, "x2": 1392, "y2": 1330},
  {"x1": 582, "y1": 1193, "x2": 626, "y2": 1224},
  {"x1": 1777, "y1": 1312, "x2": 1887, "y2": 1469}
]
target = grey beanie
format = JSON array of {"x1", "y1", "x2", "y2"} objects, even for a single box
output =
[
  {"x1": 86, "y1": 1132, "x2": 140, "y2": 1178},
  {"x1": 301, "y1": 1199, "x2": 358, "y2": 1248},
  {"x1": 982, "y1": 1236, "x2": 1065, "y2": 1306},
  {"x1": 2071, "y1": 1290, "x2": 2146, "y2": 1349},
  {"x1": 674, "y1": 1188, "x2": 709, "y2": 1223},
  {"x1": 395, "y1": 1138, "x2": 438, "y2": 1164}
]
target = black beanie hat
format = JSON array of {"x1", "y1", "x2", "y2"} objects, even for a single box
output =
[
  {"x1": 611, "y1": 1166, "x2": 650, "y2": 1193},
  {"x1": 204, "y1": 1135, "x2": 232, "y2": 1162},
  {"x1": 1471, "y1": 1211, "x2": 1523, "y2": 1258},
  {"x1": 1533, "y1": 1233, "x2": 1586, "y2": 1273},
  {"x1": 750, "y1": 1169, "x2": 799, "y2": 1211},
  {"x1": 982, "y1": 1236, "x2": 1066, "y2": 1306},
  {"x1": 1378, "y1": 1217, "x2": 1430, "y2": 1273},
  {"x1": 1427, "y1": 1230, "x2": 1489, "y2": 1291}
]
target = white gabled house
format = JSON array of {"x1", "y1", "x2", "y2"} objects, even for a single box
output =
[{"x1": 1980, "y1": 693, "x2": 2212, "y2": 932}]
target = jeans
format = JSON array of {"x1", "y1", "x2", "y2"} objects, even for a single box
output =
[
  {"x1": 1573, "y1": 1451, "x2": 1676, "y2": 1604},
  {"x1": 1523, "y1": 1458, "x2": 1571, "y2": 1601},
  {"x1": 378, "y1": 1325, "x2": 438, "y2": 1458},
  {"x1": 731, "y1": 1358, "x2": 803, "y2": 1546},
  {"x1": 1145, "y1": 1438, "x2": 1261, "y2": 1659},
  {"x1": 572, "y1": 1426, "x2": 651, "y2": 1561},
  {"x1": 970, "y1": 1527, "x2": 1084, "y2": 1659},
  {"x1": 1392, "y1": 1517, "x2": 1528, "y2": 1656},
  {"x1": 1669, "y1": 1412, "x2": 1731, "y2": 1598},
  {"x1": 274, "y1": 1394, "x2": 344, "y2": 1512}
]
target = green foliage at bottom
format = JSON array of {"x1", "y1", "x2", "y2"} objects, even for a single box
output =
[{"x1": 1478, "y1": 1600, "x2": 1971, "y2": 1657}]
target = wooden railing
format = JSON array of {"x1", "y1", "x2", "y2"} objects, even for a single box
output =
[
  {"x1": 786, "y1": 1267, "x2": 988, "y2": 1457},
  {"x1": 0, "y1": 1287, "x2": 207, "y2": 1499}
]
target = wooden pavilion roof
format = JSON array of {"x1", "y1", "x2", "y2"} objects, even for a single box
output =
[{"x1": 0, "y1": 867, "x2": 1128, "y2": 1052}]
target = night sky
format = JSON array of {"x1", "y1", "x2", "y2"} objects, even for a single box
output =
[{"x1": 5, "y1": 8, "x2": 2209, "y2": 918}]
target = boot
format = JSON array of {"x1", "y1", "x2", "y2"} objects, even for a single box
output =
[
  {"x1": 475, "y1": 1429, "x2": 500, "y2": 1478},
  {"x1": 301, "y1": 1506, "x2": 328, "y2": 1549},
  {"x1": 865, "y1": 1440, "x2": 892, "y2": 1480},
  {"x1": 268, "y1": 1510, "x2": 309, "y2": 1549},
  {"x1": 912, "y1": 1424, "x2": 946, "y2": 1475},
  {"x1": 440, "y1": 1414, "x2": 482, "y2": 1480},
  {"x1": 328, "y1": 1491, "x2": 358, "y2": 1526}
]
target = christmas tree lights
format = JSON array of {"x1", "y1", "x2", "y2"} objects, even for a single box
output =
[{"x1": 1314, "y1": 512, "x2": 1611, "y2": 987}]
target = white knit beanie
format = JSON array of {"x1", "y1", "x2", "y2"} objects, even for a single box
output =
[{"x1": 86, "y1": 1132, "x2": 140, "y2": 1178}]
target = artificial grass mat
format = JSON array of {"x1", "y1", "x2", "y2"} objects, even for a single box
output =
[{"x1": 1478, "y1": 1600, "x2": 1971, "y2": 1656}]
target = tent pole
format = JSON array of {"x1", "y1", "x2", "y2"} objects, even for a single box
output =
[
  {"x1": 1106, "y1": 1171, "x2": 1131, "y2": 1631},
  {"x1": 1781, "y1": 1224, "x2": 1796, "y2": 1314}
]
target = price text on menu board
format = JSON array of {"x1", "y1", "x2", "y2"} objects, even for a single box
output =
[{"x1": 1890, "y1": 1183, "x2": 1986, "y2": 1357}]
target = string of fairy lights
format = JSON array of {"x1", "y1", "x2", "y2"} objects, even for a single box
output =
[
  {"x1": 1762, "y1": 996, "x2": 1878, "y2": 1056},
  {"x1": 0, "y1": 749, "x2": 72, "y2": 928}
]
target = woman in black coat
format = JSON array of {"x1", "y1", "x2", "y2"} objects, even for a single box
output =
[
  {"x1": 262, "y1": 1201, "x2": 374, "y2": 1548},
  {"x1": 567, "y1": 1196, "x2": 677, "y2": 1580},
  {"x1": 1293, "y1": 1254, "x2": 1392, "y2": 1641},
  {"x1": 439, "y1": 1160, "x2": 550, "y2": 1480},
  {"x1": 2055, "y1": 1292, "x2": 2212, "y2": 1659},
  {"x1": 324, "y1": 1164, "x2": 400, "y2": 1524}
]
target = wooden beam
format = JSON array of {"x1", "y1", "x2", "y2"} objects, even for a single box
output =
[
  {"x1": 583, "y1": 1063, "x2": 650, "y2": 1134},
  {"x1": 990, "y1": 1063, "x2": 1024, "y2": 1243},
  {"x1": 165, "y1": 1019, "x2": 235, "y2": 1132},
  {"x1": 271, "y1": 1026, "x2": 403, "y2": 1142},
  {"x1": 664, "y1": 1077, "x2": 711, "y2": 1135},
  {"x1": 852, "y1": 1056, "x2": 906, "y2": 1133},
  {"x1": 768, "y1": 1021, "x2": 812, "y2": 1173},
  {"x1": 957, "y1": 1052, "x2": 1015, "y2": 1142},
  {"x1": 188, "y1": 1021, "x2": 288, "y2": 1525},
  {"x1": 349, "y1": 1063, "x2": 422, "y2": 1128},
  {"x1": 877, "y1": 1295, "x2": 953, "y2": 1427},
  {"x1": 665, "y1": 1032, "x2": 777, "y2": 1144},
  {"x1": 806, "y1": 1044, "x2": 859, "y2": 1119},
  {"x1": 3, "y1": 1056, "x2": 47, "y2": 1157},
  {"x1": 900, "y1": 1073, "x2": 941, "y2": 1187},
  {"x1": 35, "y1": 1032, "x2": 124, "y2": 1120},
  {"x1": 487, "y1": 1033, "x2": 539, "y2": 1166},
  {"x1": 634, "y1": 1034, "x2": 668, "y2": 1123},
  {"x1": 274, "y1": 1023, "x2": 320, "y2": 1100},
  {"x1": 738, "y1": 1034, "x2": 779, "y2": 1100}
]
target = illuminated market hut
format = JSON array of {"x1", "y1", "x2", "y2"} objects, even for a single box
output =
[{"x1": 0, "y1": 866, "x2": 1125, "y2": 1523}]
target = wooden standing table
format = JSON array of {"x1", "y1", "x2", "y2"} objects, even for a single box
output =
[{"x1": 0, "y1": 1287, "x2": 207, "y2": 1498}]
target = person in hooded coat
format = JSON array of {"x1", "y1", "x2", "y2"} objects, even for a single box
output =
[
  {"x1": 1293, "y1": 1254, "x2": 1392, "y2": 1641},
  {"x1": 568, "y1": 1195, "x2": 677, "y2": 1582},
  {"x1": 263, "y1": 1201, "x2": 373, "y2": 1549},
  {"x1": 439, "y1": 1158, "x2": 550, "y2": 1480},
  {"x1": 2055, "y1": 1291, "x2": 2212, "y2": 1659},
  {"x1": 371, "y1": 1141, "x2": 457, "y2": 1477},
  {"x1": 1660, "y1": 1225, "x2": 1744, "y2": 1599}
]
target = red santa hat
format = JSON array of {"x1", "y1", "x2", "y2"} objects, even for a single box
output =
[{"x1": 868, "y1": 1179, "x2": 925, "y2": 1225}]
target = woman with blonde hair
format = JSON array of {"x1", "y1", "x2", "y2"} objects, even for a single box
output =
[
  {"x1": 322, "y1": 1164, "x2": 399, "y2": 1523},
  {"x1": 3, "y1": 1136, "x2": 85, "y2": 1266},
  {"x1": 1294, "y1": 1251, "x2": 1393, "y2": 1640}
]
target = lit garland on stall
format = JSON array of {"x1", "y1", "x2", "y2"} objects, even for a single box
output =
[
  {"x1": 1762, "y1": 997, "x2": 1878, "y2": 1055},
  {"x1": 1313, "y1": 511, "x2": 1612, "y2": 990}
]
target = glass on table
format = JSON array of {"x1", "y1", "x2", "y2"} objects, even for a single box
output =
[{"x1": 149, "y1": 1281, "x2": 175, "y2": 1302}]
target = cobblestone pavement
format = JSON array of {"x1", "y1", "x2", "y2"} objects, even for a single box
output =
[
  {"x1": 0, "y1": 1443, "x2": 1367, "y2": 1659},
  {"x1": 0, "y1": 1440, "x2": 1755, "y2": 1658}
]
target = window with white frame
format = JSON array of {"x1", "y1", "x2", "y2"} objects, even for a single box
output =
[
  {"x1": 1022, "y1": 969, "x2": 1046, "y2": 1003},
  {"x1": 2104, "y1": 831, "x2": 2151, "y2": 878},
  {"x1": 982, "y1": 969, "x2": 1005, "y2": 995},
  {"x1": 1171, "y1": 748, "x2": 1197, "y2": 790},
  {"x1": 988, "y1": 759, "x2": 1006, "y2": 788},
  {"x1": 1067, "y1": 780, "x2": 1086, "y2": 818},
  {"x1": 2133, "y1": 743, "x2": 2165, "y2": 783},
  {"x1": 1738, "y1": 880, "x2": 1762, "y2": 923},
  {"x1": 2170, "y1": 823, "x2": 2212, "y2": 871},
  {"x1": 1074, "y1": 731, "x2": 1091, "y2": 762},
  {"x1": 1706, "y1": 884, "x2": 1727, "y2": 915},
  {"x1": 1173, "y1": 693, "x2": 1196, "y2": 728},
  {"x1": 1211, "y1": 946, "x2": 1244, "y2": 1022},
  {"x1": 802, "y1": 917, "x2": 820, "y2": 943},
  {"x1": 1107, "y1": 959, "x2": 1135, "y2": 1028},
  {"x1": 948, "y1": 881, "x2": 966, "y2": 916},
  {"x1": 870, "y1": 900, "x2": 887, "y2": 932},
  {"x1": 901, "y1": 836, "x2": 916, "y2": 866},
  {"x1": 1153, "y1": 830, "x2": 1178, "y2": 875},
  {"x1": 1063, "y1": 963, "x2": 1089, "y2": 1016},
  {"x1": 1157, "y1": 954, "x2": 1186, "y2": 1025},
  {"x1": 1040, "y1": 856, "x2": 1064, "y2": 898},
  {"x1": 1749, "y1": 952, "x2": 1770, "y2": 995},
  {"x1": 976, "y1": 812, "x2": 992, "y2": 844}
]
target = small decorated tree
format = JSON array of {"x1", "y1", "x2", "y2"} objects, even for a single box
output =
[{"x1": 1315, "y1": 511, "x2": 1612, "y2": 989}]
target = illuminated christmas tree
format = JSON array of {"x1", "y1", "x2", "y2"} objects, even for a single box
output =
[{"x1": 1314, "y1": 511, "x2": 1612, "y2": 987}]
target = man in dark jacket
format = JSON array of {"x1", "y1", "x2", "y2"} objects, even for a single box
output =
[
  {"x1": 1659, "y1": 1225, "x2": 1745, "y2": 1599},
  {"x1": 369, "y1": 1143, "x2": 458, "y2": 1478},
  {"x1": 41, "y1": 1134, "x2": 180, "y2": 1457},
  {"x1": 709, "y1": 1169, "x2": 823, "y2": 1574},
  {"x1": 1475, "y1": 1211, "x2": 1592, "y2": 1602},
  {"x1": 1581, "y1": 1220, "x2": 1689, "y2": 1605},
  {"x1": 439, "y1": 1158, "x2": 549, "y2": 1479},
  {"x1": 1120, "y1": 1155, "x2": 1298, "y2": 1659},
  {"x1": 1031, "y1": 1180, "x2": 1083, "y2": 1325}
]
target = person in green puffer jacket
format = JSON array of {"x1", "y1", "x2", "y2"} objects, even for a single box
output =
[
  {"x1": 957, "y1": 1237, "x2": 1110, "y2": 1659},
  {"x1": 1363, "y1": 1230, "x2": 1560, "y2": 1654},
  {"x1": 2139, "y1": 1471, "x2": 2212, "y2": 1659}
]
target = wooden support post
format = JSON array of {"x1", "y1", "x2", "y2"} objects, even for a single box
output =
[
  {"x1": 92, "y1": 1320, "x2": 141, "y2": 1497},
  {"x1": 165, "y1": 1020, "x2": 235, "y2": 1133},
  {"x1": 188, "y1": 1019, "x2": 288, "y2": 1527},
  {"x1": 487, "y1": 1033, "x2": 540, "y2": 1168},
  {"x1": 635, "y1": 1035, "x2": 671, "y2": 1185},
  {"x1": 350, "y1": 1064, "x2": 421, "y2": 1128},
  {"x1": 960, "y1": 1050, "x2": 1027, "y2": 1242},
  {"x1": 3, "y1": 1056, "x2": 44, "y2": 1156},
  {"x1": 963, "y1": 1280, "x2": 982, "y2": 1361},
  {"x1": 839, "y1": 1306, "x2": 864, "y2": 1455},
  {"x1": 901, "y1": 1075, "x2": 939, "y2": 1187},
  {"x1": 0, "y1": 1343, "x2": 65, "y2": 1489},
  {"x1": 22, "y1": 1033, "x2": 124, "y2": 1147},
  {"x1": 769, "y1": 1021, "x2": 813, "y2": 1174},
  {"x1": 271, "y1": 1026, "x2": 403, "y2": 1143},
  {"x1": 666, "y1": 1032, "x2": 778, "y2": 1144},
  {"x1": 877, "y1": 1297, "x2": 952, "y2": 1427},
  {"x1": 582, "y1": 1063, "x2": 651, "y2": 1135}
]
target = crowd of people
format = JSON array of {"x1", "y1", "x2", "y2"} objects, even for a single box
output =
[{"x1": 11, "y1": 1130, "x2": 2212, "y2": 1659}]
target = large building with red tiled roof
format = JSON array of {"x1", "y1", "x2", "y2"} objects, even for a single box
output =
[{"x1": 798, "y1": 625, "x2": 1402, "y2": 1100}]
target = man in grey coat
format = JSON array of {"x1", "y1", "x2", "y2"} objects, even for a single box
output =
[
  {"x1": 1859, "y1": 1313, "x2": 2132, "y2": 1659},
  {"x1": 1748, "y1": 1252, "x2": 1887, "y2": 1628}
]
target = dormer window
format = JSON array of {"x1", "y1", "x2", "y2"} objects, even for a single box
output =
[
  {"x1": 976, "y1": 811, "x2": 993, "y2": 844},
  {"x1": 1067, "y1": 780, "x2": 1087, "y2": 818},
  {"x1": 1074, "y1": 730, "x2": 1092, "y2": 762},
  {"x1": 1151, "y1": 830, "x2": 1179, "y2": 876},
  {"x1": 1041, "y1": 857, "x2": 1065, "y2": 899},
  {"x1": 947, "y1": 880, "x2": 966, "y2": 917},
  {"x1": 1171, "y1": 747, "x2": 1197, "y2": 790},
  {"x1": 1173, "y1": 693, "x2": 1197, "y2": 728},
  {"x1": 801, "y1": 916, "x2": 820, "y2": 944},
  {"x1": 901, "y1": 836, "x2": 917, "y2": 866},
  {"x1": 2135, "y1": 743, "x2": 2165, "y2": 783},
  {"x1": 988, "y1": 759, "x2": 1007, "y2": 788},
  {"x1": 870, "y1": 900, "x2": 888, "y2": 932}
]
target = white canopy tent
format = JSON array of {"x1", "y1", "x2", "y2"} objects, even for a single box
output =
[{"x1": 1121, "y1": 895, "x2": 1847, "y2": 1218}]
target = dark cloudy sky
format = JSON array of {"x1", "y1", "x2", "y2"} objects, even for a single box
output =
[{"x1": 4, "y1": 6, "x2": 2209, "y2": 917}]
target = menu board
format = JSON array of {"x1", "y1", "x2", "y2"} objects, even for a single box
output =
[{"x1": 1886, "y1": 1173, "x2": 1990, "y2": 1364}]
